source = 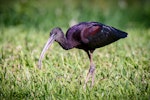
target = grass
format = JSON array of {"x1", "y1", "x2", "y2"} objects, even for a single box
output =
[
  {"x1": 0, "y1": 0, "x2": 150, "y2": 99},
  {"x1": 0, "y1": 25, "x2": 150, "y2": 99}
]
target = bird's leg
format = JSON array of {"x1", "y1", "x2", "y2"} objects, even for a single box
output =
[
  {"x1": 89, "y1": 51, "x2": 95, "y2": 87},
  {"x1": 84, "y1": 50, "x2": 95, "y2": 88}
]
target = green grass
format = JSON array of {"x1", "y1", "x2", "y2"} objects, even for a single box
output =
[
  {"x1": 0, "y1": 0, "x2": 150, "y2": 99},
  {"x1": 0, "y1": 26, "x2": 149, "y2": 99}
]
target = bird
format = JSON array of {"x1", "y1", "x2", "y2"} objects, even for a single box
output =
[{"x1": 38, "y1": 22, "x2": 128, "y2": 88}]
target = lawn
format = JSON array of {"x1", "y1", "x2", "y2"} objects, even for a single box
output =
[{"x1": 0, "y1": 0, "x2": 150, "y2": 99}]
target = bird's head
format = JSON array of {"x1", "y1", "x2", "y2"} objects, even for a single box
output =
[
  {"x1": 50, "y1": 27, "x2": 64, "y2": 42},
  {"x1": 38, "y1": 27, "x2": 63, "y2": 69}
]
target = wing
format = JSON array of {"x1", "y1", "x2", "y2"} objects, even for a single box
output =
[
  {"x1": 65, "y1": 22, "x2": 98, "y2": 47},
  {"x1": 81, "y1": 24, "x2": 128, "y2": 49}
]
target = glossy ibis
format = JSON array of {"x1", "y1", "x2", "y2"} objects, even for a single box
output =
[{"x1": 38, "y1": 22, "x2": 127, "y2": 87}]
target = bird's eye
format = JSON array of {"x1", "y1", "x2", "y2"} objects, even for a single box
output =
[{"x1": 50, "y1": 32, "x2": 52, "y2": 36}]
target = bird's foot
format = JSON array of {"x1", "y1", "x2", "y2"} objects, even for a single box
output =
[{"x1": 83, "y1": 66, "x2": 95, "y2": 89}]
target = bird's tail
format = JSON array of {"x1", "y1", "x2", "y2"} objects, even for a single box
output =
[{"x1": 111, "y1": 27, "x2": 128, "y2": 38}]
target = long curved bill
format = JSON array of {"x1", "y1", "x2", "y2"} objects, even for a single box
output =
[{"x1": 38, "y1": 34, "x2": 55, "y2": 69}]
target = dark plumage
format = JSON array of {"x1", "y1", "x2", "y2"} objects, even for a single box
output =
[{"x1": 38, "y1": 22, "x2": 128, "y2": 87}]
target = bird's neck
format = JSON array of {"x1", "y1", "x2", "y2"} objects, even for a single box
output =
[{"x1": 57, "y1": 35, "x2": 72, "y2": 50}]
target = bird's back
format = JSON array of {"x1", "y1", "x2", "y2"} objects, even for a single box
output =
[{"x1": 66, "y1": 22, "x2": 128, "y2": 50}]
